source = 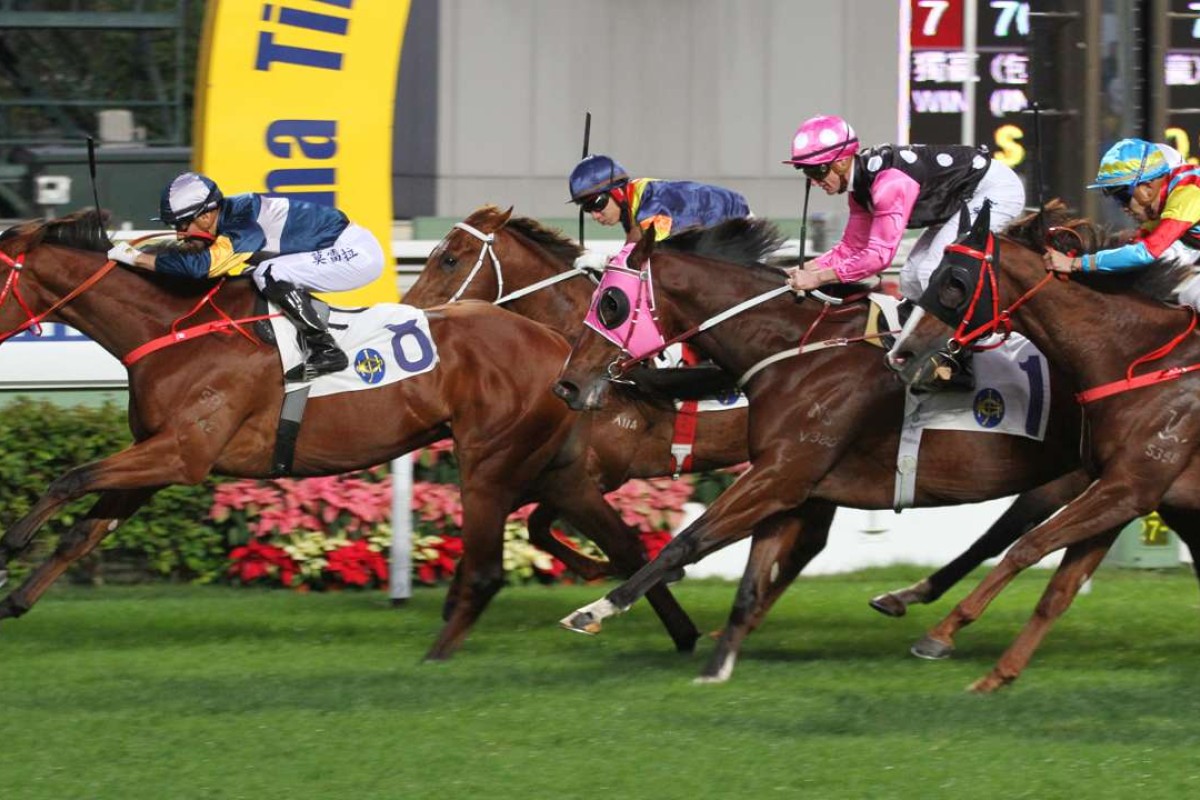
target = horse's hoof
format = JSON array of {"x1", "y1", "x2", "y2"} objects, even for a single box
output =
[
  {"x1": 692, "y1": 674, "x2": 729, "y2": 686},
  {"x1": 560, "y1": 611, "x2": 602, "y2": 636},
  {"x1": 911, "y1": 635, "x2": 955, "y2": 660},
  {"x1": 694, "y1": 653, "x2": 736, "y2": 684},
  {"x1": 967, "y1": 672, "x2": 1012, "y2": 694},
  {"x1": 868, "y1": 592, "x2": 908, "y2": 618}
]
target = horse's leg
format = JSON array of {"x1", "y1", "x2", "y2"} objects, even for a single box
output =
[
  {"x1": 525, "y1": 503, "x2": 614, "y2": 581},
  {"x1": 560, "y1": 449, "x2": 814, "y2": 636},
  {"x1": 553, "y1": 485, "x2": 701, "y2": 653},
  {"x1": 697, "y1": 500, "x2": 836, "y2": 684},
  {"x1": 0, "y1": 488, "x2": 157, "y2": 624},
  {"x1": 967, "y1": 528, "x2": 1119, "y2": 693},
  {"x1": 869, "y1": 470, "x2": 1090, "y2": 617},
  {"x1": 0, "y1": 434, "x2": 215, "y2": 574},
  {"x1": 424, "y1": 483, "x2": 512, "y2": 661},
  {"x1": 911, "y1": 476, "x2": 1148, "y2": 659}
]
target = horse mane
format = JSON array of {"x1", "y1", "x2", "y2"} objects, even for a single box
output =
[
  {"x1": 0, "y1": 208, "x2": 113, "y2": 253},
  {"x1": 1002, "y1": 199, "x2": 1189, "y2": 305},
  {"x1": 506, "y1": 214, "x2": 584, "y2": 264},
  {"x1": 659, "y1": 217, "x2": 786, "y2": 268}
]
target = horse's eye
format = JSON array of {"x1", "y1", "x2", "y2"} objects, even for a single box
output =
[
  {"x1": 938, "y1": 275, "x2": 968, "y2": 310},
  {"x1": 440, "y1": 254, "x2": 458, "y2": 271},
  {"x1": 597, "y1": 288, "x2": 631, "y2": 330}
]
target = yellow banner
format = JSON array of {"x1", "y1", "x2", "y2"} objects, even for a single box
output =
[{"x1": 194, "y1": 0, "x2": 410, "y2": 305}]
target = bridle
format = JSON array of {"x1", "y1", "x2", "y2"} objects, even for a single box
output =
[
  {"x1": 446, "y1": 221, "x2": 594, "y2": 305},
  {"x1": 0, "y1": 249, "x2": 117, "y2": 345}
]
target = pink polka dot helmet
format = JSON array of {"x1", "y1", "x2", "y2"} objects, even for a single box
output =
[{"x1": 783, "y1": 115, "x2": 859, "y2": 167}]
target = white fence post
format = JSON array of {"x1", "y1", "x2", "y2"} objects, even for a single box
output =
[{"x1": 389, "y1": 453, "x2": 413, "y2": 604}]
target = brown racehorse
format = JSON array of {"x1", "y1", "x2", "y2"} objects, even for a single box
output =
[
  {"x1": 0, "y1": 210, "x2": 698, "y2": 659},
  {"x1": 404, "y1": 206, "x2": 1111, "y2": 682},
  {"x1": 551, "y1": 216, "x2": 1200, "y2": 678},
  {"x1": 888, "y1": 202, "x2": 1200, "y2": 690}
]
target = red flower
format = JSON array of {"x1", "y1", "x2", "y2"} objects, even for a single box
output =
[
  {"x1": 415, "y1": 535, "x2": 463, "y2": 585},
  {"x1": 228, "y1": 540, "x2": 298, "y2": 586},
  {"x1": 640, "y1": 529, "x2": 673, "y2": 561},
  {"x1": 325, "y1": 540, "x2": 389, "y2": 587}
]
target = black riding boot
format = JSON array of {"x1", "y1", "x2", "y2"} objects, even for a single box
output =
[{"x1": 261, "y1": 278, "x2": 348, "y2": 381}]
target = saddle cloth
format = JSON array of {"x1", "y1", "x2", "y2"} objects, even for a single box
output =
[
  {"x1": 270, "y1": 303, "x2": 440, "y2": 398},
  {"x1": 868, "y1": 293, "x2": 1051, "y2": 441}
]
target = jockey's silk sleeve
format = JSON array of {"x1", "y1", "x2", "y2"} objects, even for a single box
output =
[
  {"x1": 639, "y1": 214, "x2": 673, "y2": 241},
  {"x1": 153, "y1": 235, "x2": 253, "y2": 279},
  {"x1": 816, "y1": 169, "x2": 919, "y2": 282}
]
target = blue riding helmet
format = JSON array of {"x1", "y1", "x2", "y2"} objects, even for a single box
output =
[
  {"x1": 156, "y1": 172, "x2": 223, "y2": 226},
  {"x1": 1087, "y1": 138, "x2": 1172, "y2": 189},
  {"x1": 568, "y1": 154, "x2": 630, "y2": 203}
]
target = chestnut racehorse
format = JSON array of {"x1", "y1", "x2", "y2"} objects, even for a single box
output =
[
  {"x1": 408, "y1": 208, "x2": 1098, "y2": 681},
  {"x1": 0, "y1": 210, "x2": 698, "y2": 659},
  {"x1": 549, "y1": 217, "x2": 1181, "y2": 680},
  {"x1": 888, "y1": 202, "x2": 1200, "y2": 690}
]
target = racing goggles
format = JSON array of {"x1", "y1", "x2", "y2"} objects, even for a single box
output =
[
  {"x1": 579, "y1": 193, "x2": 610, "y2": 214},
  {"x1": 1101, "y1": 185, "x2": 1134, "y2": 205},
  {"x1": 797, "y1": 162, "x2": 833, "y2": 182}
]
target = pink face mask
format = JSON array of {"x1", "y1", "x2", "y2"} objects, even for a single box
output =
[{"x1": 582, "y1": 245, "x2": 666, "y2": 362}]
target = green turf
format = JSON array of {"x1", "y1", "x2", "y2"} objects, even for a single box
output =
[{"x1": 1, "y1": 566, "x2": 1198, "y2": 799}]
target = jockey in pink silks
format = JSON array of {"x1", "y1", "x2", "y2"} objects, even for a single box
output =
[{"x1": 781, "y1": 114, "x2": 1026, "y2": 387}]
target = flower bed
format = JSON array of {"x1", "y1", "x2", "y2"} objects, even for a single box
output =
[{"x1": 215, "y1": 442, "x2": 741, "y2": 590}]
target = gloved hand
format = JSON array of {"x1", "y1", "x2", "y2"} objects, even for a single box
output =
[
  {"x1": 106, "y1": 242, "x2": 142, "y2": 266},
  {"x1": 573, "y1": 251, "x2": 610, "y2": 272}
]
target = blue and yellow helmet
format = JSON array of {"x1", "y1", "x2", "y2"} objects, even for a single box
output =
[
  {"x1": 568, "y1": 154, "x2": 630, "y2": 203},
  {"x1": 1088, "y1": 138, "x2": 1172, "y2": 189}
]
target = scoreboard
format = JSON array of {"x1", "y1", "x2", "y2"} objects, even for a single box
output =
[{"x1": 904, "y1": 0, "x2": 1032, "y2": 173}]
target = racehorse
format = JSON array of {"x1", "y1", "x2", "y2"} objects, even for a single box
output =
[
  {"x1": 404, "y1": 207, "x2": 1114, "y2": 682},
  {"x1": 550, "y1": 216, "x2": 1158, "y2": 678},
  {"x1": 0, "y1": 209, "x2": 698, "y2": 659},
  {"x1": 887, "y1": 201, "x2": 1200, "y2": 690}
]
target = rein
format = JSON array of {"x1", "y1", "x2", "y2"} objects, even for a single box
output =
[
  {"x1": 946, "y1": 230, "x2": 1200, "y2": 404},
  {"x1": 448, "y1": 221, "x2": 592, "y2": 305},
  {"x1": 603, "y1": 259, "x2": 895, "y2": 386}
]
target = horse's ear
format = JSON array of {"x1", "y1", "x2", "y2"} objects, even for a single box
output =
[
  {"x1": 971, "y1": 199, "x2": 992, "y2": 240},
  {"x1": 497, "y1": 206, "x2": 513, "y2": 227},
  {"x1": 956, "y1": 203, "x2": 972, "y2": 237}
]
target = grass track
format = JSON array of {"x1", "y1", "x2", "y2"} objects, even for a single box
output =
[{"x1": 1, "y1": 566, "x2": 1199, "y2": 799}]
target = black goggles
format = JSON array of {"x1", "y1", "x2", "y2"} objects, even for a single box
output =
[
  {"x1": 1101, "y1": 185, "x2": 1134, "y2": 205},
  {"x1": 796, "y1": 162, "x2": 833, "y2": 182},
  {"x1": 578, "y1": 193, "x2": 610, "y2": 213}
]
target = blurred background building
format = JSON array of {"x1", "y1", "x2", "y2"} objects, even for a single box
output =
[{"x1": 0, "y1": 0, "x2": 1194, "y2": 236}]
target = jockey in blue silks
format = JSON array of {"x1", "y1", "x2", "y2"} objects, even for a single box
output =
[
  {"x1": 106, "y1": 172, "x2": 386, "y2": 380},
  {"x1": 567, "y1": 155, "x2": 750, "y2": 260}
]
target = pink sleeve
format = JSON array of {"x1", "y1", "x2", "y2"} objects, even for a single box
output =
[{"x1": 815, "y1": 169, "x2": 919, "y2": 283}]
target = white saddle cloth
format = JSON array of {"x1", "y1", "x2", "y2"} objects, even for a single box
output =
[{"x1": 271, "y1": 303, "x2": 440, "y2": 398}]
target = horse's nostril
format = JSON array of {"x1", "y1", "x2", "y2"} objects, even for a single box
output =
[{"x1": 553, "y1": 381, "x2": 578, "y2": 402}]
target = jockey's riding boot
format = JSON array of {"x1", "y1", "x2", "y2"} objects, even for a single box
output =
[
  {"x1": 262, "y1": 279, "x2": 348, "y2": 381},
  {"x1": 940, "y1": 347, "x2": 976, "y2": 392}
]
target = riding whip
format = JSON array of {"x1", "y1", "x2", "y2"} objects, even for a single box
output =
[
  {"x1": 86, "y1": 136, "x2": 110, "y2": 246},
  {"x1": 579, "y1": 111, "x2": 591, "y2": 247}
]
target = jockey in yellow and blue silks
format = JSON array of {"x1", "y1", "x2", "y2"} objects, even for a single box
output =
[
  {"x1": 1045, "y1": 139, "x2": 1200, "y2": 286},
  {"x1": 106, "y1": 172, "x2": 385, "y2": 380},
  {"x1": 567, "y1": 154, "x2": 750, "y2": 247}
]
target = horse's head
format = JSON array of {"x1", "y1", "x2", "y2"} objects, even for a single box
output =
[
  {"x1": 554, "y1": 217, "x2": 787, "y2": 410},
  {"x1": 405, "y1": 206, "x2": 514, "y2": 307},
  {"x1": 887, "y1": 202, "x2": 1001, "y2": 389},
  {"x1": 554, "y1": 233, "x2": 661, "y2": 410}
]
